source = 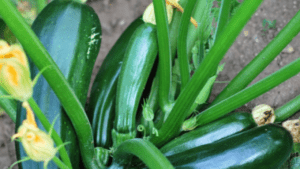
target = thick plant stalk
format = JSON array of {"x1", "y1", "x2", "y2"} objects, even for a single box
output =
[
  {"x1": 187, "y1": 56, "x2": 300, "y2": 129},
  {"x1": 0, "y1": 1, "x2": 100, "y2": 168},
  {"x1": 150, "y1": 0, "x2": 264, "y2": 147},
  {"x1": 113, "y1": 139, "x2": 174, "y2": 169},
  {"x1": 275, "y1": 94, "x2": 300, "y2": 122},
  {"x1": 213, "y1": 0, "x2": 231, "y2": 42},
  {"x1": 152, "y1": 0, "x2": 172, "y2": 111},
  {"x1": 211, "y1": 9, "x2": 300, "y2": 106},
  {"x1": 177, "y1": 0, "x2": 197, "y2": 90}
]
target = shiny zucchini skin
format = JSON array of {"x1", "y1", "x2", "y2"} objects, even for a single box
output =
[
  {"x1": 15, "y1": 1, "x2": 101, "y2": 169},
  {"x1": 168, "y1": 124, "x2": 293, "y2": 169},
  {"x1": 113, "y1": 23, "x2": 158, "y2": 145},
  {"x1": 87, "y1": 17, "x2": 143, "y2": 148},
  {"x1": 160, "y1": 112, "x2": 256, "y2": 156}
]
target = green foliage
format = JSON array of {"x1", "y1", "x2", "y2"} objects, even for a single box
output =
[
  {"x1": 2, "y1": 0, "x2": 300, "y2": 168},
  {"x1": 212, "y1": 0, "x2": 241, "y2": 23},
  {"x1": 262, "y1": 19, "x2": 277, "y2": 31}
]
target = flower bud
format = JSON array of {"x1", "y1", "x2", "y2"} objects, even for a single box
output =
[
  {"x1": 252, "y1": 104, "x2": 275, "y2": 126},
  {"x1": 12, "y1": 102, "x2": 56, "y2": 166},
  {"x1": 182, "y1": 117, "x2": 197, "y2": 131},
  {"x1": 0, "y1": 41, "x2": 32, "y2": 102},
  {"x1": 282, "y1": 119, "x2": 300, "y2": 143},
  {"x1": 0, "y1": 42, "x2": 29, "y2": 69},
  {"x1": 0, "y1": 60, "x2": 32, "y2": 102},
  {"x1": 142, "y1": 102, "x2": 154, "y2": 121}
]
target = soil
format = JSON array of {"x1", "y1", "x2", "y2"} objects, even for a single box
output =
[{"x1": 0, "y1": 0, "x2": 300, "y2": 168}]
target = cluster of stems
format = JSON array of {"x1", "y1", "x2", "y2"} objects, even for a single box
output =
[{"x1": 1, "y1": 0, "x2": 300, "y2": 168}]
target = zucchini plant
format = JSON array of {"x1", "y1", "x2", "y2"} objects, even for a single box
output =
[{"x1": 0, "y1": 0, "x2": 300, "y2": 169}]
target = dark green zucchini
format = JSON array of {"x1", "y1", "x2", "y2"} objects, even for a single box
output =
[
  {"x1": 160, "y1": 112, "x2": 256, "y2": 156},
  {"x1": 168, "y1": 124, "x2": 293, "y2": 169},
  {"x1": 87, "y1": 16, "x2": 143, "y2": 148},
  {"x1": 15, "y1": 1, "x2": 101, "y2": 169},
  {"x1": 112, "y1": 23, "x2": 158, "y2": 147}
]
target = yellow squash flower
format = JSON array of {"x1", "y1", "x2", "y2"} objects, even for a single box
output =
[
  {"x1": 0, "y1": 40, "x2": 32, "y2": 102},
  {"x1": 12, "y1": 102, "x2": 57, "y2": 167}
]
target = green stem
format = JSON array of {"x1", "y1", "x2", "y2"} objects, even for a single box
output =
[
  {"x1": 193, "y1": 40, "x2": 204, "y2": 69},
  {"x1": 152, "y1": 0, "x2": 172, "y2": 111},
  {"x1": 27, "y1": 98, "x2": 72, "y2": 169},
  {"x1": 0, "y1": 1, "x2": 99, "y2": 168},
  {"x1": 0, "y1": 86, "x2": 17, "y2": 122},
  {"x1": 211, "y1": 9, "x2": 300, "y2": 106},
  {"x1": 177, "y1": 0, "x2": 197, "y2": 90},
  {"x1": 52, "y1": 156, "x2": 70, "y2": 169},
  {"x1": 36, "y1": 0, "x2": 47, "y2": 13},
  {"x1": 146, "y1": 76, "x2": 160, "y2": 113},
  {"x1": 275, "y1": 94, "x2": 300, "y2": 122},
  {"x1": 213, "y1": 0, "x2": 231, "y2": 43},
  {"x1": 150, "y1": 0, "x2": 264, "y2": 147},
  {"x1": 113, "y1": 139, "x2": 174, "y2": 169},
  {"x1": 186, "y1": 0, "x2": 211, "y2": 60},
  {"x1": 189, "y1": 56, "x2": 300, "y2": 129},
  {"x1": 168, "y1": 0, "x2": 188, "y2": 60}
]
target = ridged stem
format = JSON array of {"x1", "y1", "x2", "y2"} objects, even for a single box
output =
[
  {"x1": 177, "y1": 0, "x2": 197, "y2": 89},
  {"x1": 275, "y1": 94, "x2": 300, "y2": 122},
  {"x1": 113, "y1": 139, "x2": 174, "y2": 169},
  {"x1": 152, "y1": 0, "x2": 172, "y2": 110},
  {"x1": 53, "y1": 157, "x2": 70, "y2": 169},
  {"x1": 211, "y1": 9, "x2": 300, "y2": 106},
  {"x1": 213, "y1": 0, "x2": 231, "y2": 43},
  {"x1": 189, "y1": 57, "x2": 300, "y2": 129},
  {"x1": 150, "y1": 0, "x2": 264, "y2": 147}
]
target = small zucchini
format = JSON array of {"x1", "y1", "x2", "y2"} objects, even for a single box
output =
[
  {"x1": 168, "y1": 124, "x2": 293, "y2": 169},
  {"x1": 160, "y1": 112, "x2": 256, "y2": 156},
  {"x1": 15, "y1": 1, "x2": 101, "y2": 169},
  {"x1": 86, "y1": 16, "x2": 143, "y2": 165},
  {"x1": 112, "y1": 23, "x2": 158, "y2": 147}
]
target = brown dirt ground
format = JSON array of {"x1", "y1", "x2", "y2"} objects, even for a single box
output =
[{"x1": 0, "y1": 0, "x2": 300, "y2": 168}]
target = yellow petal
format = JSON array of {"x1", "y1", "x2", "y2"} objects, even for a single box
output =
[
  {"x1": 0, "y1": 40, "x2": 10, "y2": 55},
  {"x1": 166, "y1": 0, "x2": 198, "y2": 28},
  {"x1": 0, "y1": 59, "x2": 33, "y2": 102},
  {"x1": 22, "y1": 102, "x2": 37, "y2": 128},
  {"x1": 7, "y1": 65, "x2": 19, "y2": 86}
]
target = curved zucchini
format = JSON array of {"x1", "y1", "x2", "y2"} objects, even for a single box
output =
[
  {"x1": 168, "y1": 124, "x2": 293, "y2": 169},
  {"x1": 87, "y1": 16, "x2": 143, "y2": 148},
  {"x1": 160, "y1": 112, "x2": 256, "y2": 156},
  {"x1": 112, "y1": 23, "x2": 158, "y2": 147},
  {"x1": 15, "y1": 1, "x2": 101, "y2": 169}
]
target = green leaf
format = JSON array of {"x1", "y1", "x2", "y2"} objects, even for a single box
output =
[
  {"x1": 213, "y1": 0, "x2": 242, "y2": 21},
  {"x1": 195, "y1": 63, "x2": 225, "y2": 105}
]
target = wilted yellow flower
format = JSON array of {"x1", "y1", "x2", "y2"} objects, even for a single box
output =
[
  {"x1": 282, "y1": 119, "x2": 300, "y2": 143},
  {"x1": 12, "y1": 102, "x2": 57, "y2": 167},
  {"x1": 252, "y1": 104, "x2": 276, "y2": 126},
  {"x1": 0, "y1": 40, "x2": 32, "y2": 102}
]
